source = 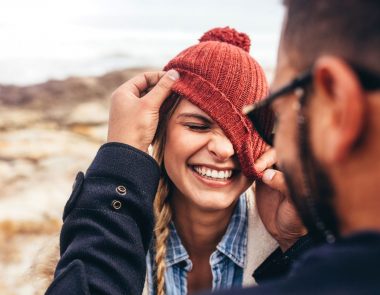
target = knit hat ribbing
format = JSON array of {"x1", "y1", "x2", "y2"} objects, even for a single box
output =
[{"x1": 163, "y1": 27, "x2": 273, "y2": 180}]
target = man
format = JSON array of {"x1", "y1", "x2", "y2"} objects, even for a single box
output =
[
  {"x1": 219, "y1": 0, "x2": 380, "y2": 293},
  {"x1": 46, "y1": 0, "x2": 380, "y2": 294}
]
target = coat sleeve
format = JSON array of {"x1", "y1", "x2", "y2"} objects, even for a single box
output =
[
  {"x1": 252, "y1": 234, "x2": 317, "y2": 284},
  {"x1": 45, "y1": 142, "x2": 160, "y2": 295}
]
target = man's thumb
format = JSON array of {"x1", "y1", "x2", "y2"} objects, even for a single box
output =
[
  {"x1": 144, "y1": 69, "x2": 180, "y2": 108},
  {"x1": 262, "y1": 169, "x2": 289, "y2": 195}
]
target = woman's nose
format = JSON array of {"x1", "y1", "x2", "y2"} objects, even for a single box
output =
[{"x1": 207, "y1": 133, "x2": 235, "y2": 161}]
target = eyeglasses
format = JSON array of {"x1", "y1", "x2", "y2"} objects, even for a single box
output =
[
  {"x1": 244, "y1": 63, "x2": 380, "y2": 146},
  {"x1": 244, "y1": 70, "x2": 312, "y2": 146}
]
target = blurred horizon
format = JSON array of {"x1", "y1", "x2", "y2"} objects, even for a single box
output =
[{"x1": 0, "y1": 0, "x2": 284, "y2": 86}]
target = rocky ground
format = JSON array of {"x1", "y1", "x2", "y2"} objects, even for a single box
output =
[{"x1": 0, "y1": 68, "x2": 153, "y2": 295}]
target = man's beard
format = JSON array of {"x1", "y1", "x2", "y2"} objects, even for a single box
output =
[{"x1": 281, "y1": 99, "x2": 340, "y2": 243}]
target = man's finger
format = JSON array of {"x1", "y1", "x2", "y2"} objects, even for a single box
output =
[
  {"x1": 261, "y1": 169, "x2": 288, "y2": 195},
  {"x1": 115, "y1": 71, "x2": 166, "y2": 98},
  {"x1": 143, "y1": 69, "x2": 180, "y2": 108},
  {"x1": 254, "y1": 148, "x2": 277, "y2": 173}
]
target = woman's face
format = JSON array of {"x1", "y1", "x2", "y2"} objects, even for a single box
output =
[{"x1": 164, "y1": 99, "x2": 252, "y2": 211}]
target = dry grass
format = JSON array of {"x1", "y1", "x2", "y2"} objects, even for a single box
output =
[
  {"x1": 0, "y1": 218, "x2": 61, "y2": 263},
  {"x1": 0, "y1": 218, "x2": 62, "y2": 295}
]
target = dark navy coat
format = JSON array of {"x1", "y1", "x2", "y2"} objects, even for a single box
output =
[{"x1": 46, "y1": 143, "x2": 380, "y2": 295}]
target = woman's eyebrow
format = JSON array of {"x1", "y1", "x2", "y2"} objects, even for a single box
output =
[{"x1": 177, "y1": 113, "x2": 213, "y2": 124}]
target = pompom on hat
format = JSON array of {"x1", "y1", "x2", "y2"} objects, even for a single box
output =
[{"x1": 163, "y1": 27, "x2": 273, "y2": 180}]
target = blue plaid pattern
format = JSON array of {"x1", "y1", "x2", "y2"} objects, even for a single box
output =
[{"x1": 146, "y1": 194, "x2": 248, "y2": 294}]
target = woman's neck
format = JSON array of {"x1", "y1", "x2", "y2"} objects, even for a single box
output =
[{"x1": 171, "y1": 191, "x2": 237, "y2": 258}]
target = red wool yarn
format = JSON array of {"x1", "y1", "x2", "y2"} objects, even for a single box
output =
[
  {"x1": 163, "y1": 27, "x2": 273, "y2": 180},
  {"x1": 199, "y1": 27, "x2": 251, "y2": 52}
]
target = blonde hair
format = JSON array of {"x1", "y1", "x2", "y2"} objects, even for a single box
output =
[
  {"x1": 29, "y1": 234, "x2": 60, "y2": 295},
  {"x1": 152, "y1": 94, "x2": 181, "y2": 295}
]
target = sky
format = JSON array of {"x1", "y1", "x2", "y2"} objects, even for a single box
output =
[{"x1": 0, "y1": 0, "x2": 285, "y2": 85}]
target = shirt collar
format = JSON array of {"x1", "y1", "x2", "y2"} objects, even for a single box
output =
[
  {"x1": 216, "y1": 194, "x2": 248, "y2": 268},
  {"x1": 165, "y1": 194, "x2": 248, "y2": 269},
  {"x1": 165, "y1": 222, "x2": 191, "y2": 269}
]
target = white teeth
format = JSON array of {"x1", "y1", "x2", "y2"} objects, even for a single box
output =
[
  {"x1": 202, "y1": 167, "x2": 206, "y2": 175},
  {"x1": 193, "y1": 166, "x2": 233, "y2": 180}
]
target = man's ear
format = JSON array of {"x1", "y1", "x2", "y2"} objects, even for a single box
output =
[{"x1": 313, "y1": 56, "x2": 366, "y2": 162}]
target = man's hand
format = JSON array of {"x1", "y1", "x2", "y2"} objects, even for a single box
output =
[
  {"x1": 254, "y1": 148, "x2": 307, "y2": 252},
  {"x1": 107, "y1": 70, "x2": 179, "y2": 152}
]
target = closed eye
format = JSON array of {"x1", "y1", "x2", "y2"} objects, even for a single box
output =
[{"x1": 184, "y1": 123, "x2": 210, "y2": 131}]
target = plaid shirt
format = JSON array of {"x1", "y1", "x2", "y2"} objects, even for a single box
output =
[{"x1": 146, "y1": 194, "x2": 248, "y2": 294}]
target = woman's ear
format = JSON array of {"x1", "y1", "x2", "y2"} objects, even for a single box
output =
[{"x1": 311, "y1": 56, "x2": 366, "y2": 163}]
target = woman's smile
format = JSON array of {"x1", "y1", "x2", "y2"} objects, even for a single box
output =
[
  {"x1": 192, "y1": 165, "x2": 234, "y2": 179},
  {"x1": 189, "y1": 166, "x2": 234, "y2": 188},
  {"x1": 188, "y1": 164, "x2": 237, "y2": 188}
]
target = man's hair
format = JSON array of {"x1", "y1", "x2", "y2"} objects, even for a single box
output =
[{"x1": 282, "y1": 0, "x2": 380, "y2": 73}]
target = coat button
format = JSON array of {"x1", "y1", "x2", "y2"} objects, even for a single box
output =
[
  {"x1": 116, "y1": 185, "x2": 127, "y2": 195},
  {"x1": 111, "y1": 200, "x2": 122, "y2": 210}
]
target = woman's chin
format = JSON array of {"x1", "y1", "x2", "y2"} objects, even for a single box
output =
[{"x1": 187, "y1": 193, "x2": 238, "y2": 212}]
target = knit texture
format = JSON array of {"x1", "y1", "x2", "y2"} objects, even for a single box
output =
[{"x1": 163, "y1": 27, "x2": 273, "y2": 180}]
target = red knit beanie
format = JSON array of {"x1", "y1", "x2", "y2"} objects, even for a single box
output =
[{"x1": 163, "y1": 27, "x2": 273, "y2": 180}]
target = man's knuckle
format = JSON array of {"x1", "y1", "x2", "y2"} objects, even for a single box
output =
[{"x1": 158, "y1": 77, "x2": 173, "y2": 90}]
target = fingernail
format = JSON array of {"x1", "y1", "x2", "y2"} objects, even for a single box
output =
[
  {"x1": 263, "y1": 169, "x2": 276, "y2": 181},
  {"x1": 167, "y1": 69, "x2": 180, "y2": 81}
]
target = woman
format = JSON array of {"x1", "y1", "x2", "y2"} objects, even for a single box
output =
[
  {"x1": 146, "y1": 27, "x2": 277, "y2": 295},
  {"x1": 33, "y1": 27, "x2": 277, "y2": 295}
]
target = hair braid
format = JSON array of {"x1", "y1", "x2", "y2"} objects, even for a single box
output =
[
  {"x1": 153, "y1": 180, "x2": 172, "y2": 295},
  {"x1": 151, "y1": 94, "x2": 181, "y2": 295}
]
